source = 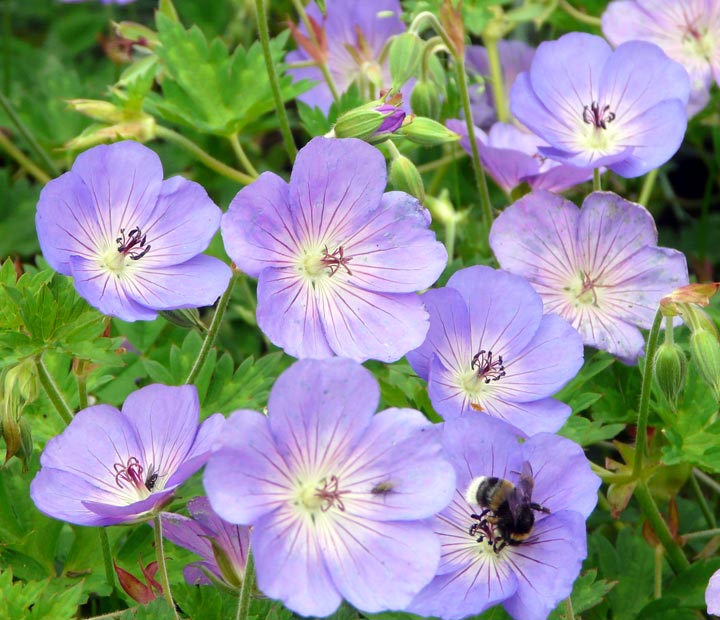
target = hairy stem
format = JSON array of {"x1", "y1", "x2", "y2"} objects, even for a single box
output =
[
  {"x1": 593, "y1": 168, "x2": 602, "y2": 191},
  {"x1": 235, "y1": 549, "x2": 256, "y2": 620},
  {"x1": 98, "y1": 528, "x2": 116, "y2": 594},
  {"x1": 229, "y1": 133, "x2": 259, "y2": 178},
  {"x1": 153, "y1": 514, "x2": 180, "y2": 619},
  {"x1": 36, "y1": 356, "x2": 73, "y2": 425},
  {"x1": 255, "y1": 0, "x2": 298, "y2": 161},
  {"x1": 558, "y1": 0, "x2": 602, "y2": 26},
  {"x1": 482, "y1": 36, "x2": 509, "y2": 123},
  {"x1": 564, "y1": 596, "x2": 576, "y2": 620},
  {"x1": 638, "y1": 168, "x2": 658, "y2": 206}
]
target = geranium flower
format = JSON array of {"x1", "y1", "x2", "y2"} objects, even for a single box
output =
[
  {"x1": 707, "y1": 569, "x2": 720, "y2": 615},
  {"x1": 466, "y1": 40, "x2": 535, "y2": 128},
  {"x1": 510, "y1": 32, "x2": 690, "y2": 177},
  {"x1": 221, "y1": 137, "x2": 447, "y2": 362},
  {"x1": 406, "y1": 265, "x2": 583, "y2": 435},
  {"x1": 602, "y1": 0, "x2": 720, "y2": 116},
  {"x1": 203, "y1": 358, "x2": 456, "y2": 617},
  {"x1": 36, "y1": 141, "x2": 232, "y2": 322},
  {"x1": 446, "y1": 119, "x2": 593, "y2": 194},
  {"x1": 287, "y1": 0, "x2": 407, "y2": 113},
  {"x1": 30, "y1": 384, "x2": 224, "y2": 526},
  {"x1": 161, "y1": 496, "x2": 249, "y2": 588},
  {"x1": 407, "y1": 415, "x2": 600, "y2": 620},
  {"x1": 490, "y1": 190, "x2": 689, "y2": 363}
]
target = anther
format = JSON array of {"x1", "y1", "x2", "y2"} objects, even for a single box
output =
[
  {"x1": 582, "y1": 101, "x2": 616, "y2": 130},
  {"x1": 117, "y1": 227, "x2": 151, "y2": 261},
  {"x1": 321, "y1": 245, "x2": 352, "y2": 277},
  {"x1": 471, "y1": 350, "x2": 506, "y2": 383}
]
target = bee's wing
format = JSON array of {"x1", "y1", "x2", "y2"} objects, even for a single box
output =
[{"x1": 508, "y1": 461, "x2": 535, "y2": 516}]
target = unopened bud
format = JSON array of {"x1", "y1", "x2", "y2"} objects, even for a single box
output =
[
  {"x1": 398, "y1": 117, "x2": 460, "y2": 146},
  {"x1": 114, "y1": 21, "x2": 159, "y2": 49},
  {"x1": 425, "y1": 190, "x2": 461, "y2": 226},
  {"x1": 410, "y1": 80, "x2": 442, "y2": 120},
  {"x1": 389, "y1": 33, "x2": 424, "y2": 88},
  {"x1": 210, "y1": 538, "x2": 243, "y2": 589},
  {"x1": 389, "y1": 154, "x2": 425, "y2": 203},
  {"x1": 17, "y1": 416, "x2": 33, "y2": 464},
  {"x1": 64, "y1": 117, "x2": 157, "y2": 150},
  {"x1": 8, "y1": 358, "x2": 40, "y2": 403},
  {"x1": 653, "y1": 342, "x2": 687, "y2": 410},
  {"x1": 68, "y1": 99, "x2": 126, "y2": 124},
  {"x1": 2, "y1": 413, "x2": 21, "y2": 463},
  {"x1": 690, "y1": 329, "x2": 720, "y2": 401},
  {"x1": 334, "y1": 103, "x2": 406, "y2": 141},
  {"x1": 439, "y1": 0, "x2": 465, "y2": 56},
  {"x1": 159, "y1": 308, "x2": 206, "y2": 332}
]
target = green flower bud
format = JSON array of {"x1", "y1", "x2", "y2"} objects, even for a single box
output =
[
  {"x1": 159, "y1": 308, "x2": 206, "y2": 331},
  {"x1": 68, "y1": 99, "x2": 126, "y2": 124},
  {"x1": 653, "y1": 342, "x2": 687, "y2": 410},
  {"x1": 690, "y1": 329, "x2": 720, "y2": 401},
  {"x1": 389, "y1": 154, "x2": 425, "y2": 203},
  {"x1": 389, "y1": 33, "x2": 424, "y2": 88},
  {"x1": 17, "y1": 416, "x2": 33, "y2": 465},
  {"x1": 2, "y1": 411, "x2": 21, "y2": 463},
  {"x1": 398, "y1": 117, "x2": 460, "y2": 147},
  {"x1": 410, "y1": 80, "x2": 442, "y2": 120},
  {"x1": 334, "y1": 107, "x2": 387, "y2": 141}
]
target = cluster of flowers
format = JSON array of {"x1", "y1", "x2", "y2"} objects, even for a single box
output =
[{"x1": 31, "y1": 0, "x2": 715, "y2": 617}]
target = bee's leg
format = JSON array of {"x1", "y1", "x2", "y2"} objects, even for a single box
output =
[
  {"x1": 529, "y1": 502, "x2": 551, "y2": 514},
  {"x1": 493, "y1": 538, "x2": 507, "y2": 553}
]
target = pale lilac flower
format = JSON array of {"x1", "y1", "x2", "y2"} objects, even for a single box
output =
[
  {"x1": 408, "y1": 415, "x2": 600, "y2": 620},
  {"x1": 406, "y1": 265, "x2": 583, "y2": 435},
  {"x1": 510, "y1": 32, "x2": 690, "y2": 177},
  {"x1": 602, "y1": 0, "x2": 720, "y2": 116},
  {"x1": 30, "y1": 385, "x2": 224, "y2": 526},
  {"x1": 490, "y1": 191, "x2": 689, "y2": 364},
  {"x1": 287, "y1": 0, "x2": 407, "y2": 114},
  {"x1": 36, "y1": 141, "x2": 232, "y2": 322},
  {"x1": 707, "y1": 569, "x2": 720, "y2": 615},
  {"x1": 446, "y1": 119, "x2": 593, "y2": 194},
  {"x1": 375, "y1": 103, "x2": 406, "y2": 134},
  {"x1": 221, "y1": 137, "x2": 447, "y2": 362},
  {"x1": 466, "y1": 40, "x2": 535, "y2": 128},
  {"x1": 161, "y1": 497, "x2": 249, "y2": 588},
  {"x1": 203, "y1": 358, "x2": 456, "y2": 617}
]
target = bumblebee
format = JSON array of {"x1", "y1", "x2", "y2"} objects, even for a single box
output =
[{"x1": 464, "y1": 461, "x2": 550, "y2": 552}]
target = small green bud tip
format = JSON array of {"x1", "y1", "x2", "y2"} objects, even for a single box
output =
[
  {"x1": 410, "y1": 80, "x2": 443, "y2": 120},
  {"x1": 690, "y1": 329, "x2": 720, "y2": 401},
  {"x1": 653, "y1": 342, "x2": 687, "y2": 409},
  {"x1": 398, "y1": 117, "x2": 460, "y2": 146},
  {"x1": 389, "y1": 32, "x2": 424, "y2": 88},
  {"x1": 389, "y1": 155, "x2": 425, "y2": 203}
]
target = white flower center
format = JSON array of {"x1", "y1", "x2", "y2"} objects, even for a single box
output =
[
  {"x1": 293, "y1": 474, "x2": 349, "y2": 519},
  {"x1": 566, "y1": 270, "x2": 600, "y2": 307}
]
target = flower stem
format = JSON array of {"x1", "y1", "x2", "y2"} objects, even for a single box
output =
[
  {"x1": 229, "y1": 133, "x2": 259, "y2": 178},
  {"x1": 695, "y1": 468, "x2": 720, "y2": 495},
  {"x1": 254, "y1": 0, "x2": 298, "y2": 162},
  {"x1": 36, "y1": 356, "x2": 73, "y2": 425},
  {"x1": 482, "y1": 35, "x2": 509, "y2": 123},
  {"x1": 634, "y1": 481, "x2": 689, "y2": 574},
  {"x1": 558, "y1": 0, "x2": 602, "y2": 26},
  {"x1": 235, "y1": 549, "x2": 256, "y2": 620},
  {"x1": 153, "y1": 514, "x2": 180, "y2": 620},
  {"x1": 593, "y1": 168, "x2": 602, "y2": 191},
  {"x1": 0, "y1": 90, "x2": 60, "y2": 177},
  {"x1": 638, "y1": 168, "x2": 658, "y2": 206},
  {"x1": 682, "y1": 527, "x2": 720, "y2": 541},
  {"x1": 185, "y1": 273, "x2": 237, "y2": 385},
  {"x1": 632, "y1": 309, "x2": 663, "y2": 479},
  {"x1": 564, "y1": 596, "x2": 576, "y2": 620},
  {"x1": 155, "y1": 126, "x2": 255, "y2": 185},
  {"x1": 689, "y1": 473, "x2": 717, "y2": 528},
  {"x1": 0, "y1": 130, "x2": 51, "y2": 184},
  {"x1": 654, "y1": 545, "x2": 663, "y2": 599},
  {"x1": 98, "y1": 528, "x2": 116, "y2": 593}
]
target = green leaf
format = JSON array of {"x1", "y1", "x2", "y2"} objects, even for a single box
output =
[
  {"x1": 173, "y1": 583, "x2": 238, "y2": 620},
  {"x1": 0, "y1": 568, "x2": 86, "y2": 620},
  {"x1": 549, "y1": 569, "x2": 615, "y2": 619},
  {"x1": 559, "y1": 416, "x2": 625, "y2": 447}
]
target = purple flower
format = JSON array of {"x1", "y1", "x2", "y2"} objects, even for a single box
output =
[
  {"x1": 510, "y1": 32, "x2": 690, "y2": 177},
  {"x1": 707, "y1": 569, "x2": 720, "y2": 615},
  {"x1": 602, "y1": 0, "x2": 720, "y2": 116},
  {"x1": 447, "y1": 119, "x2": 593, "y2": 194},
  {"x1": 407, "y1": 415, "x2": 600, "y2": 620},
  {"x1": 466, "y1": 40, "x2": 535, "y2": 128},
  {"x1": 161, "y1": 497, "x2": 249, "y2": 588},
  {"x1": 490, "y1": 191, "x2": 689, "y2": 363},
  {"x1": 36, "y1": 141, "x2": 232, "y2": 322},
  {"x1": 406, "y1": 265, "x2": 583, "y2": 435},
  {"x1": 30, "y1": 384, "x2": 224, "y2": 526},
  {"x1": 375, "y1": 103, "x2": 406, "y2": 134},
  {"x1": 287, "y1": 0, "x2": 407, "y2": 114},
  {"x1": 203, "y1": 358, "x2": 456, "y2": 617},
  {"x1": 221, "y1": 137, "x2": 447, "y2": 362}
]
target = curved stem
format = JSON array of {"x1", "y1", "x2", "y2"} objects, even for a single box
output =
[
  {"x1": 235, "y1": 549, "x2": 256, "y2": 620},
  {"x1": 36, "y1": 356, "x2": 73, "y2": 425},
  {"x1": 593, "y1": 168, "x2": 602, "y2": 191},
  {"x1": 75, "y1": 359, "x2": 89, "y2": 410},
  {"x1": 564, "y1": 596, "x2": 576, "y2": 620},
  {"x1": 482, "y1": 35, "x2": 509, "y2": 123},
  {"x1": 695, "y1": 468, "x2": 720, "y2": 495},
  {"x1": 229, "y1": 134, "x2": 259, "y2": 178},
  {"x1": 633, "y1": 309, "x2": 663, "y2": 479},
  {"x1": 558, "y1": 0, "x2": 602, "y2": 26},
  {"x1": 634, "y1": 481, "x2": 689, "y2": 574},
  {"x1": 254, "y1": 0, "x2": 297, "y2": 161},
  {"x1": 682, "y1": 527, "x2": 720, "y2": 541},
  {"x1": 98, "y1": 528, "x2": 116, "y2": 593},
  {"x1": 638, "y1": 168, "x2": 658, "y2": 206},
  {"x1": 153, "y1": 514, "x2": 180, "y2": 619},
  {"x1": 185, "y1": 273, "x2": 237, "y2": 385},
  {"x1": 155, "y1": 126, "x2": 254, "y2": 185},
  {"x1": 0, "y1": 130, "x2": 51, "y2": 184},
  {"x1": 690, "y1": 473, "x2": 717, "y2": 528}
]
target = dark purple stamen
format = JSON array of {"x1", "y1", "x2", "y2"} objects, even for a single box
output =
[
  {"x1": 116, "y1": 227, "x2": 151, "y2": 261},
  {"x1": 582, "y1": 101, "x2": 616, "y2": 130},
  {"x1": 471, "y1": 350, "x2": 506, "y2": 384},
  {"x1": 321, "y1": 245, "x2": 352, "y2": 277},
  {"x1": 114, "y1": 457, "x2": 158, "y2": 491},
  {"x1": 315, "y1": 475, "x2": 349, "y2": 512}
]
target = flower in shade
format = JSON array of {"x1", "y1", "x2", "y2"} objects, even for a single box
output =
[
  {"x1": 406, "y1": 265, "x2": 583, "y2": 435},
  {"x1": 466, "y1": 40, "x2": 535, "y2": 129},
  {"x1": 203, "y1": 358, "x2": 456, "y2": 617},
  {"x1": 446, "y1": 119, "x2": 593, "y2": 194},
  {"x1": 161, "y1": 496, "x2": 249, "y2": 589},
  {"x1": 36, "y1": 141, "x2": 232, "y2": 322},
  {"x1": 510, "y1": 32, "x2": 690, "y2": 177},
  {"x1": 707, "y1": 569, "x2": 720, "y2": 615},
  {"x1": 287, "y1": 0, "x2": 408, "y2": 114},
  {"x1": 221, "y1": 137, "x2": 447, "y2": 362},
  {"x1": 490, "y1": 190, "x2": 689, "y2": 364},
  {"x1": 602, "y1": 0, "x2": 720, "y2": 116},
  {"x1": 407, "y1": 415, "x2": 599, "y2": 620},
  {"x1": 30, "y1": 384, "x2": 224, "y2": 526}
]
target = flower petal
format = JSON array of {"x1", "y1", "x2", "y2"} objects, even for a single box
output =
[
  {"x1": 343, "y1": 191, "x2": 447, "y2": 293},
  {"x1": 161, "y1": 511, "x2": 214, "y2": 562},
  {"x1": 485, "y1": 396, "x2": 571, "y2": 436},
  {"x1": 165, "y1": 413, "x2": 226, "y2": 488},
  {"x1": 222, "y1": 172, "x2": 298, "y2": 278}
]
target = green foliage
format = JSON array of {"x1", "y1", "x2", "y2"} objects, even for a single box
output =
[
  {"x1": 0, "y1": 171, "x2": 41, "y2": 257},
  {"x1": 0, "y1": 568, "x2": 86, "y2": 620},
  {"x1": 549, "y1": 570, "x2": 615, "y2": 619}
]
